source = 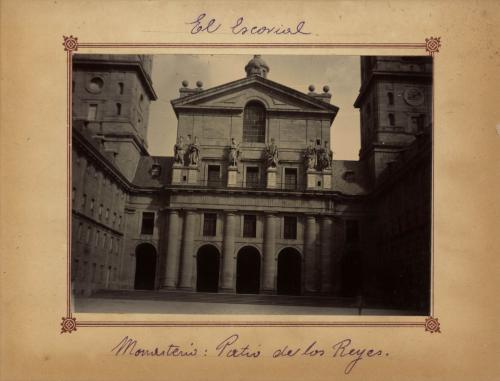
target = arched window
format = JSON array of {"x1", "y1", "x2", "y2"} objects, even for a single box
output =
[
  {"x1": 388, "y1": 113, "x2": 395, "y2": 126},
  {"x1": 243, "y1": 101, "x2": 266, "y2": 143},
  {"x1": 387, "y1": 92, "x2": 394, "y2": 105}
]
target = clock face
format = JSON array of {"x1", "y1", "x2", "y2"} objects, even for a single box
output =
[
  {"x1": 403, "y1": 87, "x2": 425, "y2": 106},
  {"x1": 87, "y1": 77, "x2": 104, "y2": 93}
]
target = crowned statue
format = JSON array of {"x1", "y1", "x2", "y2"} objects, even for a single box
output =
[
  {"x1": 304, "y1": 140, "x2": 317, "y2": 170},
  {"x1": 188, "y1": 136, "x2": 200, "y2": 166},
  {"x1": 228, "y1": 137, "x2": 241, "y2": 167},
  {"x1": 173, "y1": 136, "x2": 186, "y2": 165},
  {"x1": 264, "y1": 138, "x2": 279, "y2": 168}
]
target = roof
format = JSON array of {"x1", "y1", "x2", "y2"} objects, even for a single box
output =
[
  {"x1": 171, "y1": 75, "x2": 339, "y2": 120},
  {"x1": 132, "y1": 155, "x2": 173, "y2": 188}
]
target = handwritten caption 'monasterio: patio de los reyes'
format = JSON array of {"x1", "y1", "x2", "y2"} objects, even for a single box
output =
[{"x1": 111, "y1": 334, "x2": 389, "y2": 375}]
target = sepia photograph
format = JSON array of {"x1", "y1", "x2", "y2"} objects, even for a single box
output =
[{"x1": 71, "y1": 54, "x2": 432, "y2": 316}]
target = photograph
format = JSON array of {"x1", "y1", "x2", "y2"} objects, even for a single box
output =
[{"x1": 71, "y1": 53, "x2": 432, "y2": 316}]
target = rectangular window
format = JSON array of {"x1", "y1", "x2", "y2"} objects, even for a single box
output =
[
  {"x1": 118, "y1": 215, "x2": 122, "y2": 228},
  {"x1": 95, "y1": 230, "x2": 100, "y2": 247},
  {"x1": 141, "y1": 212, "x2": 155, "y2": 235},
  {"x1": 284, "y1": 216, "x2": 297, "y2": 240},
  {"x1": 77, "y1": 223, "x2": 83, "y2": 241},
  {"x1": 243, "y1": 215, "x2": 257, "y2": 238},
  {"x1": 103, "y1": 233, "x2": 107, "y2": 248},
  {"x1": 99, "y1": 204, "x2": 103, "y2": 219},
  {"x1": 105, "y1": 208, "x2": 110, "y2": 220},
  {"x1": 207, "y1": 165, "x2": 221, "y2": 186},
  {"x1": 86, "y1": 227, "x2": 91, "y2": 243},
  {"x1": 81, "y1": 193, "x2": 87, "y2": 209},
  {"x1": 87, "y1": 104, "x2": 98, "y2": 120},
  {"x1": 246, "y1": 167, "x2": 259, "y2": 188},
  {"x1": 72, "y1": 187, "x2": 76, "y2": 202},
  {"x1": 284, "y1": 168, "x2": 298, "y2": 190},
  {"x1": 203, "y1": 213, "x2": 217, "y2": 236},
  {"x1": 90, "y1": 198, "x2": 95, "y2": 213},
  {"x1": 73, "y1": 259, "x2": 79, "y2": 281},
  {"x1": 345, "y1": 220, "x2": 359, "y2": 244},
  {"x1": 91, "y1": 263, "x2": 97, "y2": 282}
]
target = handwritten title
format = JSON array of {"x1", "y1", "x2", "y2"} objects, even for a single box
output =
[
  {"x1": 111, "y1": 334, "x2": 389, "y2": 375},
  {"x1": 187, "y1": 13, "x2": 311, "y2": 36}
]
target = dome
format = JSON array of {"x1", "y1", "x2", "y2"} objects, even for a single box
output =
[{"x1": 245, "y1": 55, "x2": 270, "y2": 78}]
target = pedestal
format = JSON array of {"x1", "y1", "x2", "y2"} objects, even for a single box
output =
[
  {"x1": 266, "y1": 167, "x2": 277, "y2": 189},
  {"x1": 306, "y1": 169, "x2": 317, "y2": 190},
  {"x1": 227, "y1": 166, "x2": 238, "y2": 187},
  {"x1": 187, "y1": 165, "x2": 198, "y2": 185},
  {"x1": 322, "y1": 169, "x2": 332, "y2": 189},
  {"x1": 172, "y1": 164, "x2": 183, "y2": 184}
]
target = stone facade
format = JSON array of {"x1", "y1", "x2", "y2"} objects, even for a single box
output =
[{"x1": 71, "y1": 55, "x2": 432, "y2": 313}]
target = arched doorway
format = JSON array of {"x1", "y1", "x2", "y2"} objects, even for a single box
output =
[
  {"x1": 277, "y1": 248, "x2": 302, "y2": 295},
  {"x1": 341, "y1": 250, "x2": 362, "y2": 297},
  {"x1": 236, "y1": 246, "x2": 261, "y2": 294},
  {"x1": 196, "y1": 245, "x2": 220, "y2": 292},
  {"x1": 134, "y1": 243, "x2": 157, "y2": 290}
]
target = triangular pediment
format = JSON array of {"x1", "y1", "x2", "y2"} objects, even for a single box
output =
[{"x1": 171, "y1": 76, "x2": 339, "y2": 117}]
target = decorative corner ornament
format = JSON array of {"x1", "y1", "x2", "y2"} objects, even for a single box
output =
[
  {"x1": 61, "y1": 316, "x2": 77, "y2": 334},
  {"x1": 424, "y1": 316, "x2": 441, "y2": 333},
  {"x1": 425, "y1": 37, "x2": 441, "y2": 56},
  {"x1": 63, "y1": 35, "x2": 79, "y2": 52}
]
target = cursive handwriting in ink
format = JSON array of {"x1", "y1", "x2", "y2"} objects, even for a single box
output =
[
  {"x1": 215, "y1": 334, "x2": 261, "y2": 358},
  {"x1": 231, "y1": 17, "x2": 311, "y2": 35},
  {"x1": 187, "y1": 13, "x2": 221, "y2": 34},
  {"x1": 331, "y1": 339, "x2": 386, "y2": 374},
  {"x1": 186, "y1": 14, "x2": 311, "y2": 36},
  {"x1": 111, "y1": 336, "x2": 198, "y2": 357}
]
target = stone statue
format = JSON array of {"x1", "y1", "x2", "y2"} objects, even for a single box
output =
[
  {"x1": 228, "y1": 137, "x2": 240, "y2": 167},
  {"x1": 188, "y1": 136, "x2": 200, "y2": 165},
  {"x1": 304, "y1": 140, "x2": 317, "y2": 170},
  {"x1": 173, "y1": 136, "x2": 186, "y2": 165},
  {"x1": 317, "y1": 141, "x2": 332, "y2": 170},
  {"x1": 264, "y1": 138, "x2": 279, "y2": 168}
]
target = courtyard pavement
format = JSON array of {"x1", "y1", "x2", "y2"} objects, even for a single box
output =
[{"x1": 74, "y1": 290, "x2": 420, "y2": 316}]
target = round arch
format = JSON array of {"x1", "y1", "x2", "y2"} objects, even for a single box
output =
[
  {"x1": 236, "y1": 246, "x2": 261, "y2": 294},
  {"x1": 134, "y1": 243, "x2": 157, "y2": 290},
  {"x1": 196, "y1": 244, "x2": 221, "y2": 293},
  {"x1": 277, "y1": 247, "x2": 302, "y2": 295}
]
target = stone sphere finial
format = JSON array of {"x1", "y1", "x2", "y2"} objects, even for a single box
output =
[
  {"x1": 196, "y1": 80, "x2": 203, "y2": 88},
  {"x1": 308, "y1": 84, "x2": 315, "y2": 92},
  {"x1": 181, "y1": 80, "x2": 189, "y2": 87},
  {"x1": 323, "y1": 85, "x2": 330, "y2": 93}
]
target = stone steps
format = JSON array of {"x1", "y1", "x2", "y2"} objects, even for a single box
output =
[{"x1": 91, "y1": 289, "x2": 358, "y2": 308}]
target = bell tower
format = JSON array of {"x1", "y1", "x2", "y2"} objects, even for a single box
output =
[
  {"x1": 354, "y1": 56, "x2": 432, "y2": 185},
  {"x1": 72, "y1": 54, "x2": 157, "y2": 181}
]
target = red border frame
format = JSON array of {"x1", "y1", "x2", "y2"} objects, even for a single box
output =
[{"x1": 61, "y1": 36, "x2": 441, "y2": 334}]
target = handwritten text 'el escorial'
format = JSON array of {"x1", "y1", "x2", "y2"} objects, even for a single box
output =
[{"x1": 187, "y1": 13, "x2": 311, "y2": 36}]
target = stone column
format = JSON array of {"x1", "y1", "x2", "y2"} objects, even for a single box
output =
[
  {"x1": 220, "y1": 211, "x2": 236, "y2": 292},
  {"x1": 304, "y1": 214, "x2": 317, "y2": 293},
  {"x1": 320, "y1": 216, "x2": 333, "y2": 294},
  {"x1": 179, "y1": 210, "x2": 196, "y2": 290},
  {"x1": 262, "y1": 213, "x2": 277, "y2": 293},
  {"x1": 162, "y1": 209, "x2": 180, "y2": 289}
]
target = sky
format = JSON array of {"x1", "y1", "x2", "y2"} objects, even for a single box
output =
[{"x1": 147, "y1": 55, "x2": 361, "y2": 160}]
